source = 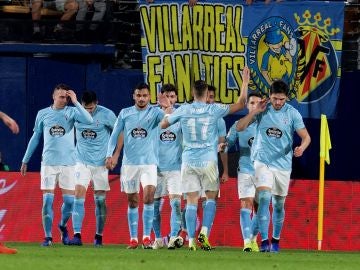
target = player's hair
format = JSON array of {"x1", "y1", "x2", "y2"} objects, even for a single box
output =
[
  {"x1": 81, "y1": 90, "x2": 97, "y2": 105},
  {"x1": 207, "y1": 85, "x2": 216, "y2": 93},
  {"x1": 53, "y1": 83, "x2": 71, "y2": 93},
  {"x1": 247, "y1": 91, "x2": 263, "y2": 101},
  {"x1": 134, "y1": 82, "x2": 150, "y2": 93},
  {"x1": 270, "y1": 80, "x2": 289, "y2": 96},
  {"x1": 193, "y1": 80, "x2": 208, "y2": 97},
  {"x1": 161, "y1": 83, "x2": 177, "y2": 94}
]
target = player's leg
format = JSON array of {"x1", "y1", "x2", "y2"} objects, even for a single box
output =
[
  {"x1": 92, "y1": 165, "x2": 110, "y2": 247},
  {"x1": 270, "y1": 168, "x2": 291, "y2": 253},
  {"x1": 140, "y1": 165, "x2": 157, "y2": 249},
  {"x1": 254, "y1": 161, "x2": 274, "y2": 252},
  {"x1": 58, "y1": 166, "x2": 76, "y2": 245},
  {"x1": 238, "y1": 172, "x2": 256, "y2": 251},
  {"x1": 122, "y1": 165, "x2": 141, "y2": 249},
  {"x1": 69, "y1": 163, "x2": 91, "y2": 246},
  {"x1": 166, "y1": 170, "x2": 183, "y2": 249},
  {"x1": 152, "y1": 172, "x2": 166, "y2": 249},
  {"x1": 40, "y1": 165, "x2": 57, "y2": 246}
]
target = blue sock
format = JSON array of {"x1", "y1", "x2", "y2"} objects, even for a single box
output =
[
  {"x1": 95, "y1": 195, "x2": 107, "y2": 235},
  {"x1": 170, "y1": 198, "x2": 181, "y2": 237},
  {"x1": 272, "y1": 195, "x2": 286, "y2": 239},
  {"x1": 185, "y1": 204, "x2": 197, "y2": 239},
  {"x1": 251, "y1": 213, "x2": 259, "y2": 240},
  {"x1": 143, "y1": 203, "x2": 154, "y2": 237},
  {"x1": 257, "y1": 190, "x2": 271, "y2": 241},
  {"x1": 72, "y1": 197, "x2": 85, "y2": 233},
  {"x1": 127, "y1": 207, "x2": 138, "y2": 239},
  {"x1": 153, "y1": 199, "x2": 162, "y2": 238},
  {"x1": 202, "y1": 199, "x2": 206, "y2": 210},
  {"x1": 60, "y1": 194, "x2": 74, "y2": 227},
  {"x1": 240, "y1": 208, "x2": 252, "y2": 242},
  {"x1": 181, "y1": 206, "x2": 187, "y2": 230},
  {"x1": 42, "y1": 193, "x2": 54, "y2": 238},
  {"x1": 202, "y1": 199, "x2": 216, "y2": 236}
]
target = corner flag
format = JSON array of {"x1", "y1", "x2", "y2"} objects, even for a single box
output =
[
  {"x1": 320, "y1": 114, "x2": 332, "y2": 164},
  {"x1": 318, "y1": 114, "x2": 332, "y2": 251}
]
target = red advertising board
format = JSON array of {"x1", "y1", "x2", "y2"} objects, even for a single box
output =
[{"x1": 1, "y1": 172, "x2": 359, "y2": 250}]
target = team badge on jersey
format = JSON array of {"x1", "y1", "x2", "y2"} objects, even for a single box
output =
[
  {"x1": 266, "y1": 127, "x2": 283, "y2": 138},
  {"x1": 81, "y1": 129, "x2": 97, "y2": 139},
  {"x1": 160, "y1": 130, "x2": 176, "y2": 143},
  {"x1": 49, "y1": 125, "x2": 65, "y2": 137},
  {"x1": 131, "y1": 128, "x2": 147, "y2": 138}
]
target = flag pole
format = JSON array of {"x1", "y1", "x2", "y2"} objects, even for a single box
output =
[
  {"x1": 318, "y1": 156, "x2": 325, "y2": 250},
  {"x1": 318, "y1": 114, "x2": 331, "y2": 251}
]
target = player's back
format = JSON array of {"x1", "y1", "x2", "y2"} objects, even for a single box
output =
[{"x1": 178, "y1": 102, "x2": 228, "y2": 163}]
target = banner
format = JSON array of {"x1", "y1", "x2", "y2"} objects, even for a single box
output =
[
  {"x1": 1, "y1": 172, "x2": 360, "y2": 250},
  {"x1": 139, "y1": 1, "x2": 344, "y2": 118}
]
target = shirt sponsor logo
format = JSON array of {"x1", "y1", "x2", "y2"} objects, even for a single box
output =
[
  {"x1": 49, "y1": 125, "x2": 65, "y2": 137},
  {"x1": 131, "y1": 128, "x2": 147, "y2": 138},
  {"x1": 266, "y1": 127, "x2": 282, "y2": 138},
  {"x1": 81, "y1": 129, "x2": 97, "y2": 139},
  {"x1": 160, "y1": 131, "x2": 176, "y2": 142}
]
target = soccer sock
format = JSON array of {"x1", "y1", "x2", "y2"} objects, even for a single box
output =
[
  {"x1": 257, "y1": 190, "x2": 271, "y2": 241},
  {"x1": 127, "y1": 206, "x2": 138, "y2": 239},
  {"x1": 272, "y1": 195, "x2": 286, "y2": 239},
  {"x1": 152, "y1": 198, "x2": 162, "y2": 239},
  {"x1": 202, "y1": 199, "x2": 206, "y2": 210},
  {"x1": 240, "y1": 208, "x2": 252, "y2": 244},
  {"x1": 185, "y1": 204, "x2": 197, "y2": 239},
  {"x1": 42, "y1": 193, "x2": 54, "y2": 238},
  {"x1": 251, "y1": 213, "x2": 260, "y2": 241},
  {"x1": 181, "y1": 206, "x2": 187, "y2": 230},
  {"x1": 95, "y1": 195, "x2": 107, "y2": 235},
  {"x1": 170, "y1": 198, "x2": 181, "y2": 237},
  {"x1": 72, "y1": 197, "x2": 85, "y2": 234},
  {"x1": 60, "y1": 194, "x2": 74, "y2": 227},
  {"x1": 142, "y1": 203, "x2": 154, "y2": 238},
  {"x1": 202, "y1": 199, "x2": 216, "y2": 237}
]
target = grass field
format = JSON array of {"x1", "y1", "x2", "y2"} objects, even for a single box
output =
[{"x1": 1, "y1": 243, "x2": 359, "y2": 270}]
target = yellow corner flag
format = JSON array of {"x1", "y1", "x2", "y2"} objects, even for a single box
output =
[
  {"x1": 318, "y1": 114, "x2": 332, "y2": 251},
  {"x1": 320, "y1": 114, "x2": 332, "y2": 164}
]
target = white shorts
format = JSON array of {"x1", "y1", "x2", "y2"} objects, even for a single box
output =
[
  {"x1": 75, "y1": 163, "x2": 110, "y2": 191},
  {"x1": 254, "y1": 161, "x2": 291, "y2": 196},
  {"x1": 155, "y1": 170, "x2": 182, "y2": 199},
  {"x1": 40, "y1": 165, "x2": 76, "y2": 190},
  {"x1": 120, "y1": 164, "x2": 157, "y2": 194},
  {"x1": 237, "y1": 172, "x2": 256, "y2": 199},
  {"x1": 181, "y1": 161, "x2": 219, "y2": 194}
]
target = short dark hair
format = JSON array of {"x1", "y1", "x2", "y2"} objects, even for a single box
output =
[
  {"x1": 270, "y1": 80, "x2": 289, "y2": 96},
  {"x1": 161, "y1": 83, "x2": 177, "y2": 94},
  {"x1": 207, "y1": 85, "x2": 216, "y2": 93},
  {"x1": 193, "y1": 80, "x2": 208, "y2": 97},
  {"x1": 81, "y1": 90, "x2": 97, "y2": 105},
  {"x1": 247, "y1": 91, "x2": 263, "y2": 101},
  {"x1": 134, "y1": 82, "x2": 150, "y2": 93},
  {"x1": 54, "y1": 83, "x2": 70, "y2": 93}
]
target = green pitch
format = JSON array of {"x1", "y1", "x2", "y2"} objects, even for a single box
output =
[{"x1": 1, "y1": 243, "x2": 359, "y2": 270}]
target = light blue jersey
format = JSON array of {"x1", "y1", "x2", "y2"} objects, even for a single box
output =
[
  {"x1": 107, "y1": 105, "x2": 164, "y2": 165},
  {"x1": 168, "y1": 102, "x2": 229, "y2": 164},
  {"x1": 22, "y1": 102, "x2": 93, "y2": 166},
  {"x1": 252, "y1": 103, "x2": 305, "y2": 170},
  {"x1": 75, "y1": 105, "x2": 117, "y2": 166},
  {"x1": 158, "y1": 121, "x2": 182, "y2": 172},
  {"x1": 226, "y1": 120, "x2": 256, "y2": 175},
  {"x1": 217, "y1": 118, "x2": 226, "y2": 138}
]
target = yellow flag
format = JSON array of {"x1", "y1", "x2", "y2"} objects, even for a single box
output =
[{"x1": 320, "y1": 114, "x2": 332, "y2": 164}]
